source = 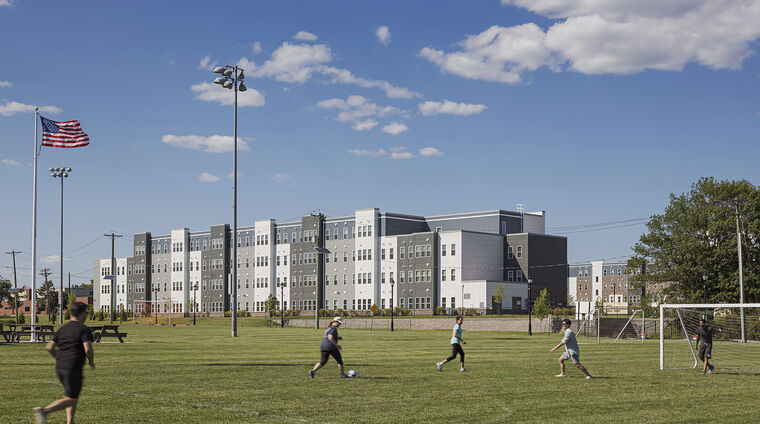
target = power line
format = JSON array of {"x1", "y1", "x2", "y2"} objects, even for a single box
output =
[{"x1": 546, "y1": 217, "x2": 649, "y2": 231}]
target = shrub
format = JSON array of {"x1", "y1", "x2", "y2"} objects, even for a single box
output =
[
  {"x1": 87, "y1": 305, "x2": 94, "y2": 320},
  {"x1": 64, "y1": 310, "x2": 71, "y2": 320},
  {"x1": 435, "y1": 306, "x2": 447, "y2": 316},
  {"x1": 17, "y1": 313, "x2": 25, "y2": 324},
  {"x1": 120, "y1": 310, "x2": 127, "y2": 322},
  {"x1": 319, "y1": 309, "x2": 331, "y2": 317},
  {"x1": 237, "y1": 309, "x2": 248, "y2": 317},
  {"x1": 401, "y1": 309, "x2": 411, "y2": 316},
  {"x1": 111, "y1": 310, "x2": 118, "y2": 322},
  {"x1": 394, "y1": 306, "x2": 402, "y2": 316},
  {"x1": 224, "y1": 310, "x2": 232, "y2": 317}
]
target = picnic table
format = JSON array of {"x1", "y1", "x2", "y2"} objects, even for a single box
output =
[
  {"x1": 6, "y1": 324, "x2": 56, "y2": 343},
  {"x1": 0, "y1": 323, "x2": 14, "y2": 342},
  {"x1": 89, "y1": 325, "x2": 128, "y2": 343}
]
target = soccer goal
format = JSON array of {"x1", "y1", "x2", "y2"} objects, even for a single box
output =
[
  {"x1": 659, "y1": 303, "x2": 760, "y2": 371},
  {"x1": 574, "y1": 308, "x2": 649, "y2": 344},
  {"x1": 132, "y1": 300, "x2": 186, "y2": 326}
]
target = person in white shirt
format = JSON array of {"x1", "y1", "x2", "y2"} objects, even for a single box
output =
[{"x1": 550, "y1": 318, "x2": 592, "y2": 379}]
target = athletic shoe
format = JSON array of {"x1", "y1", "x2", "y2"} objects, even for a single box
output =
[
  {"x1": 340, "y1": 375, "x2": 349, "y2": 378},
  {"x1": 701, "y1": 371, "x2": 706, "y2": 375},
  {"x1": 555, "y1": 374, "x2": 566, "y2": 377},
  {"x1": 33, "y1": 407, "x2": 46, "y2": 424},
  {"x1": 585, "y1": 375, "x2": 593, "y2": 379},
  {"x1": 707, "y1": 369, "x2": 713, "y2": 374},
  {"x1": 708, "y1": 365, "x2": 715, "y2": 372},
  {"x1": 309, "y1": 370, "x2": 315, "y2": 379},
  {"x1": 460, "y1": 368, "x2": 466, "y2": 372},
  {"x1": 436, "y1": 362, "x2": 443, "y2": 372}
]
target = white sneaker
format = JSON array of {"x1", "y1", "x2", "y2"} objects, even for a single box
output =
[
  {"x1": 33, "y1": 407, "x2": 47, "y2": 424},
  {"x1": 555, "y1": 374, "x2": 566, "y2": 377},
  {"x1": 460, "y1": 368, "x2": 466, "y2": 372},
  {"x1": 585, "y1": 375, "x2": 593, "y2": 379},
  {"x1": 436, "y1": 362, "x2": 443, "y2": 372}
]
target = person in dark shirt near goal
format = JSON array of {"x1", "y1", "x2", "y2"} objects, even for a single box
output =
[
  {"x1": 695, "y1": 318, "x2": 722, "y2": 375},
  {"x1": 33, "y1": 302, "x2": 95, "y2": 424}
]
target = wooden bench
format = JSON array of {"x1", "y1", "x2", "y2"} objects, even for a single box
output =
[{"x1": 90, "y1": 325, "x2": 128, "y2": 343}]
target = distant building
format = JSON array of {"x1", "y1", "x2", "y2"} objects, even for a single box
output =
[
  {"x1": 93, "y1": 208, "x2": 568, "y2": 316},
  {"x1": 568, "y1": 260, "x2": 672, "y2": 316}
]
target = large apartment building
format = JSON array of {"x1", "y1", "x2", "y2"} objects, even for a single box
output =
[
  {"x1": 93, "y1": 208, "x2": 567, "y2": 315},
  {"x1": 568, "y1": 260, "x2": 672, "y2": 315}
]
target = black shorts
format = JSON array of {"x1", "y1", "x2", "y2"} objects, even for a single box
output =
[
  {"x1": 56, "y1": 368, "x2": 83, "y2": 399},
  {"x1": 320, "y1": 349, "x2": 343, "y2": 366},
  {"x1": 698, "y1": 343, "x2": 712, "y2": 360}
]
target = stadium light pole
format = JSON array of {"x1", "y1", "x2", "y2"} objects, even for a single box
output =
[
  {"x1": 212, "y1": 65, "x2": 247, "y2": 338},
  {"x1": 50, "y1": 167, "x2": 70, "y2": 324},
  {"x1": 390, "y1": 279, "x2": 395, "y2": 332},
  {"x1": 528, "y1": 278, "x2": 533, "y2": 336}
]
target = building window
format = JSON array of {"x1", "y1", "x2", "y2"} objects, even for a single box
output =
[
  {"x1": 389, "y1": 248, "x2": 394, "y2": 259},
  {"x1": 442, "y1": 244, "x2": 447, "y2": 256},
  {"x1": 451, "y1": 244, "x2": 456, "y2": 256},
  {"x1": 442, "y1": 269, "x2": 447, "y2": 282},
  {"x1": 451, "y1": 269, "x2": 456, "y2": 281},
  {"x1": 507, "y1": 246, "x2": 513, "y2": 259},
  {"x1": 516, "y1": 245, "x2": 522, "y2": 258}
]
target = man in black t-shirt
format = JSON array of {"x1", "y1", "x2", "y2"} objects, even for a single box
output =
[
  {"x1": 695, "y1": 318, "x2": 722, "y2": 375},
  {"x1": 33, "y1": 301, "x2": 95, "y2": 424}
]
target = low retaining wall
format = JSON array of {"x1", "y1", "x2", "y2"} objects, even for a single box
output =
[{"x1": 276, "y1": 317, "x2": 554, "y2": 332}]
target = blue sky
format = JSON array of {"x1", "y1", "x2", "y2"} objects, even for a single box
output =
[{"x1": 1, "y1": 0, "x2": 759, "y2": 287}]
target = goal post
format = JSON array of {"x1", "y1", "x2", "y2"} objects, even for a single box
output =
[
  {"x1": 614, "y1": 309, "x2": 645, "y2": 343},
  {"x1": 659, "y1": 303, "x2": 760, "y2": 371}
]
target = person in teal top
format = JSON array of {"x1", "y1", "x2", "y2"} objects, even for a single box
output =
[{"x1": 436, "y1": 316, "x2": 466, "y2": 372}]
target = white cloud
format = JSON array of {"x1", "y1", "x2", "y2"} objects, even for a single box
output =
[
  {"x1": 389, "y1": 146, "x2": 414, "y2": 159},
  {"x1": 353, "y1": 119, "x2": 378, "y2": 131},
  {"x1": 423, "y1": 1, "x2": 760, "y2": 82},
  {"x1": 252, "y1": 42, "x2": 332, "y2": 83},
  {"x1": 162, "y1": 135, "x2": 250, "y2": 153},
  {"x1": 198, "y1": 56, "x2": 214, "y2": 70},
  {"x1": 269, "y1": 173, "x2": 291, "y2": 183},
  {"x1": 317, "y1": 66, "x2": 421, "y2": 99},
  {"x1": 419, "y1": 100, "x2": 487, "y2": 116},
  {"x1": 348, "y1": 148, "x2": 387, "y2": 157},
  {"x1": 0, "y1": 81, "x2": 11, "y2": 87},
  {"x1": 252, "y1": 41, "x2": 263, "y2": 54},
  {"x1": 317, "y1": 95, "x2": 404, "y2": 131},
  {"x1": 2, "y1": 158, "x2": 21, "y2": 166},
  {"x1": 294, "y1": 31, "x2": 318, "y2": 41},
  {"x1": 241, "y1": 40, "x2": 420, "y2": 98},
  {"x1": 382, "y1": 122, "x2": 409, "y2": 136},
  {"x1": 0, "y1": 101, "x2": 61, "y2": 117},
  {"x1": 419, "y1": 147, "x2": 445, "y2": 157},
  {"x1": 198, "y1": 172, "x2": 220, "y2": 183},
  {"x1": 190, "y1": 82, "x2": 265, "y2": 107},
  {"x1": 41, "y1": 254, "x2": 67, "y2": 263},
  {"x1": 0, "y1": 1, "x2": 12, "y2": 6},
  {"x1": 376, "y1": 25, "x2": 391, "y2": 45}
]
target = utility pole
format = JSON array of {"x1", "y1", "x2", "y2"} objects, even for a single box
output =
[
  {"x1": 733, "y1": 200, "x2": 746, "y2": 343},
  {"x1": 5, "y1": 250, "x2": 21, "y2": 324},
  {"x1": 104, "y1": 233, "x2": 122, "y2": 324},
  {"x1": 40, "y1": 268, "x2": 52, "y2": 323}
]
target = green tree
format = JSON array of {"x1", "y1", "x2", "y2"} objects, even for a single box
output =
[
  {"x1": 0, "y1": 279, "x2": 11, "y2": 305},
  {"x1": 492, "y1": 285, "x2": 505, "y2": 315},
  {"x1": 264, "y1": 294, "x2": 278, "y2": 317},
  {"x1": 533, "y1": 288, "x2": 551, "y2": 317},
  {"x1": 628, "y1": 177, "x2": 760, "y2": 304},
  {"x1": 87, "y1": 304, "x2": 94, "y2": 320},
  {"x1": 37, "y1": 280, "x2": 56, "y2": 317}
]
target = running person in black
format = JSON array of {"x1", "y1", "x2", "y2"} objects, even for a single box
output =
[
  {"x1": 310, "y1": 316, "x2": 347, "y2": 378},
  {"x1": 34, "y1": 302, "x2": 95, "y2": 424},
  {"x1": 695, "y1": 318, "x2": 722, "y2": 375},
  {"x1": 437, "y1": 316, "x2": 466, "y2": 372}
]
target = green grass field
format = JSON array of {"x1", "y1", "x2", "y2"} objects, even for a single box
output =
[{"x1": 2, "y1": 321, "x2": 759, "y2": 423}]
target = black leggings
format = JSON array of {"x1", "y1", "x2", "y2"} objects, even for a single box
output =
[
  {"x1": 446, "y1": 343, "x2": 464, "y2": 363},
  {"x1": 320, "y1": 349, "x2": 343, "y2": 366}
]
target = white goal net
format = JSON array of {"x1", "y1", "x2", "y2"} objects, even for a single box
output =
[
  {"x1": 574, "y1": 308, "x2": 651, "y2": 344},
  {"x1": 660, "y1": 303, "x2": 760, "y2": 371}
]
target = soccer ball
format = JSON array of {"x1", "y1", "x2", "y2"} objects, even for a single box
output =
[{"x1": 347, "y1": 369, "x2": 357, "y2": 378}]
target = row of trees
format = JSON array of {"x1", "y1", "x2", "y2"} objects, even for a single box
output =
[{"x1": 627, "y1": 177, "x2": 759, "y2": 304}]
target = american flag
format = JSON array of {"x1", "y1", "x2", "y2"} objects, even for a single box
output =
[{"x1": 40, "y1": 116, "x2": 90, "y2": 148}]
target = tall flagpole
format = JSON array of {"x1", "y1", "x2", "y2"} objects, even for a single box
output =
[{"x1": 31, "y1": 107, "x2": 39, "y2": 341}]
